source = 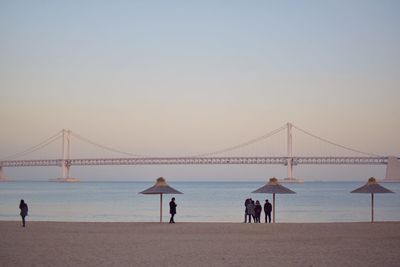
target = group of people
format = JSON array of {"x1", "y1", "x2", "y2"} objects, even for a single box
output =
[
  {"x1": 244, "y1": 198, "x2": 272, "y2": 223},
  {"x1": 18, "y1": 197, "x2": 273, "y2": 226}
]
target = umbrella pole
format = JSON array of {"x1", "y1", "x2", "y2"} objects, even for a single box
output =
[
  {"x1": 273, "y1": 193, "x2": 276, "y2": 223},
  {"x1": 160, "y1": 193, "x2": 163, "y2": 223},
  {"x1": 371, "y1": 193, "x2": 374, "y2": 223}
]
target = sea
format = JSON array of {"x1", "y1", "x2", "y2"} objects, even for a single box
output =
[{"x1": 1, "y1": 181, "x2": 400, "y2": 223}]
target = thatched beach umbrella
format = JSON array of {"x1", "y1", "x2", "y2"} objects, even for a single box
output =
[
  {"x1": 252, "y1": 177, "x2": 295, "y2": 223},
  {"x1": 140, "y1": 177, "x2": 183, "y2": 223},
  {"x1": 351, "y1": 177, "x2": 394, "y2": 223}
]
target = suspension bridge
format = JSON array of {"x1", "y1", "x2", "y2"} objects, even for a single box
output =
[{"x1": 0, "y1": 123, "x2": 399, "y2": 182}]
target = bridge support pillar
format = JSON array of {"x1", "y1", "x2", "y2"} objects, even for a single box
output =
[
  {"x1": 382, "y1": 156, "x2": 400, "y2": 182},
  {"x1": 0, "y1": 166, "x2": 7, "y2": 181},
  {"x1": 287, "y1": 158, "x2": 293, "y2": 179}
]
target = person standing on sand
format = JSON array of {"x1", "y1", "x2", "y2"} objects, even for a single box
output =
[
  {"x1": 254, "y1": 200, "x2": 262, "y2": 223},
  {"x1": 264, "y1": 199, "x2": 272, "y2": 223},
  {"x1": 169, "y1": 197, "x2": 177, "y2": 223},
  {"x1": 244, "y1": 198, "x2": 251, "y2": 223},
  {"x1": 19, "y1": 199, "x2": 28, "y2": 227},
  {"x1": 246, "y1": 199, "x2": 255, "y2": 223}
]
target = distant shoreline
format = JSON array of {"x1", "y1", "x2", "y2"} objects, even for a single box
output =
[{"x1": 0, "y1": 179, "x2": 385, "y2": 182}]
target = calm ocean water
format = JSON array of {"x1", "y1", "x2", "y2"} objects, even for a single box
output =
[{"x1": 1, "y1": 181, "x2": 399, "y2": 223}]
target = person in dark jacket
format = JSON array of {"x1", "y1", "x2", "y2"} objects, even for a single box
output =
[
  {"x1": 169, "y1": 197, "x2": 177, "y2": 223},
  {"x1": 19, "y1": 199, "x2": 28, "y2": 227},
  {"x1": 244, "y1": 198, "x2": 251, "y2": 223},
  {"x1": 254, "y1": 200, "x2": 262, "y2": 223},
  {"x1": 264, "y1": 199, "x2": 272, "y2": 223}
]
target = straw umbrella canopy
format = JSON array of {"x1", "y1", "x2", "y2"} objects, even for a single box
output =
[
  {"x1": 351, "y1": 177, "x2": 394, "y2": 223},
  {"x1": 252, "y1": 177, "x2": 295, "y2": 223},
  {"x1": 140, "y1": 177, "x2": 183, "y2": 223}
]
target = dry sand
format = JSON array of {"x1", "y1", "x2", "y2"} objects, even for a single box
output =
[{"x1": 1, "y1": 221, "x2": 400, "y2": 267}]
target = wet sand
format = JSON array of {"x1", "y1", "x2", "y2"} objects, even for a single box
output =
[{"x1": 1, "y1": 221, "x2": 400, "y2": 267}]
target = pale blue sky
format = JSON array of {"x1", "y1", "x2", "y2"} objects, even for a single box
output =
[{"x1": 0, "y1": 1, "x2": 399, "y2": 181}]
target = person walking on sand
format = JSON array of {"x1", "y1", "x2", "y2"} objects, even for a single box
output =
[
  {"x1": 264, "y1": 199, "x2": 272, "y2": 223},
  {"x1": 169, "y1": 197, "x2": 177, "y2": 223},
  {"x1": 246, "y1": 199, "x2": 255, "y2": 223},
  {"x1": 254, "y1": 200, "x2": 262, "y2": 223},
  {"x1": 19, "y1": 199, "x2": 28, "y2": 227}
]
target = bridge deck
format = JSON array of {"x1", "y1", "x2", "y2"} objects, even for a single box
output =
[{"x1": 0, "y1": 156, "x2": 390, "y2": 167}]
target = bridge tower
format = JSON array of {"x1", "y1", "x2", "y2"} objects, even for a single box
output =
[
  {"x1": 281, "y1": 122, "x2": 302, "y2": 183},
  {"x1": 55, "y1": 129, "x2": 79, "y2": 182},
  {"x1": 382, "y1": 156, "x2": 400, "y2": 182},
  {"x1": 287, "y1": 122, "x2": 293, "y2": 178},
  {"x1": 62, "y1": 129, "x2": 71, "y2": 178}
]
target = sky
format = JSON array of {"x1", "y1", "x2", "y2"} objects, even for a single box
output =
[{"x1": 0, "y1": 0, "x2": 399, "y2": 181}]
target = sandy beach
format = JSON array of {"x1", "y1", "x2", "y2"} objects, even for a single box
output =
[{"x1": 1, "y1": 221, "x2": 400, "y2": 267}]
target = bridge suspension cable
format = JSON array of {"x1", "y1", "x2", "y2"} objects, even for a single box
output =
[
  {"x1": 70, "y1": 131, "x2": 147, "y2": 157},
  {"x1": 191, "y1": 125, "x2": 287, "y2": 157},
  {"x1": 0, "y1": 123, "x2": 382, "y2": 161},
  {"x1": 0, "y1": 131, "x2": 62, "y2": 160},
  {"x1": 292, "y1": 124, "x2": 381, "y2": 157}
]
